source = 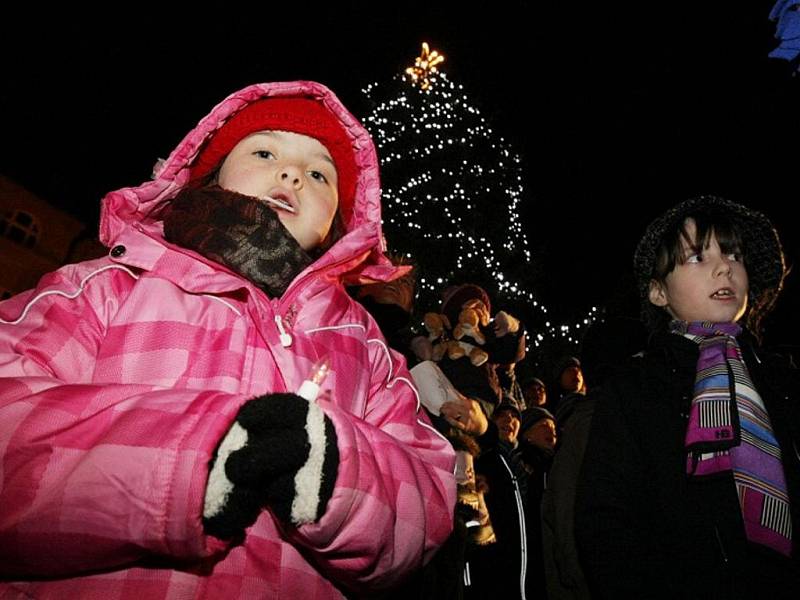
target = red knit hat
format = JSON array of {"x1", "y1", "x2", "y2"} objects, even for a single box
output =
[{"x1": 191, "y1": 97, "x2": 358, "y2": 225}]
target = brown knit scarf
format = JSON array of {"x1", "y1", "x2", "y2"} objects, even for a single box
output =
[{"x1": 163, "y1": 185, "x2": 313, "y2": 297}]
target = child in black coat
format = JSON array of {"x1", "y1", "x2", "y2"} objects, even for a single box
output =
[{"x1": 576, "y1": 196, "x2": 800, "y2": 599}]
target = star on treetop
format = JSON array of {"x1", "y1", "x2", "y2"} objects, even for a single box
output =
[{"x1": 405, "y1": 42, "x2": 445, "y2": 90}]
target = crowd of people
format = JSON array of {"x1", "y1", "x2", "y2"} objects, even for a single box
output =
[
  {"x1": 1, "y1": 79, "x2": 798, "y2": 600},
  {"x1": 359, "y1": 195, "x2": 799, "y2": 600},
  {"x1": 356, "y1": 269, "x2": 645, "y2": 599}
]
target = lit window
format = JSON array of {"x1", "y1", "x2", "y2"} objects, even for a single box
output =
[{"x1": 0, "y1": 210, "x2": 39, "y2": 248}]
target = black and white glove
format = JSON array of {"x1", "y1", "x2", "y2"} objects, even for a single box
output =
[{"x1": 203, "y1": 393, "x2": 339, "y2": 540}]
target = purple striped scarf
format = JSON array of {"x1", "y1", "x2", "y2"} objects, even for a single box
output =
[{"x1": 672, "y1": 320, "x2": 792, "y2": 557}]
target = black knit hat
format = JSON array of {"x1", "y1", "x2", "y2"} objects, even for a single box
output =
[
  {"x1": 634, "y1": 196, "x2": 786, "y2": 334},
  {"x1": 522, "y1": 376, "x2": 546, "y2": 389},
  {"x1": 493, "y1": 400, "x2": 522, "y2": 420},
  {"x1": 552, "y1": 356, "x2": 581, "y2": 382},
  {"x1": 520, "y1": 406, "x2": 555, "y2": 434}
]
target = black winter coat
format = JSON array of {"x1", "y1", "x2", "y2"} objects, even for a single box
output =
[
  {"x1": 575, "y1": 331, "x2": 800, "y2": 599},
  {"x1": 472, "y1": 439, "x2": 530, "y2": 599}
]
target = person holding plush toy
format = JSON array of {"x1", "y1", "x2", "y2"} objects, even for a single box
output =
[{"x1": 435, "y1": 284, "x2": 527, "y2": 416}]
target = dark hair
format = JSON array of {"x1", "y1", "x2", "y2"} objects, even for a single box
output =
[
  {"x1": 650, "y1": 211, "x2": 744, "y2": 285},
  {"x1": 448, "y1": 430, "x2": 480, "y2": 456},
  {"x1": 634, "y1": 196, "x2": 786, "y2": 338},
  {"x1": 185, "y1": 164, "x2": 222, "y2": 191}
]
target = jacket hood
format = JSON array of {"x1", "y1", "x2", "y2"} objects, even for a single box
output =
[{"x1": 99, "y1": 81, "x2": 406, "y2": 285}]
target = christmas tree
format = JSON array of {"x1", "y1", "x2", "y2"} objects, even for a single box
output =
[{"x1": 361, "y1": 44, "x2": 598, "y2": 354}]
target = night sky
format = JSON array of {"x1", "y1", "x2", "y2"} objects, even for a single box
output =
[{"x1": 2, "y1": 5, "x2": 798, "y2": 349}]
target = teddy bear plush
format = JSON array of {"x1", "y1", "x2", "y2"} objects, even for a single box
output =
[
  {"x1": 453, "y1": 306, "x2": 486, "y2": 345},
  {"x1": 419, "y1": 306, "x2": 493, "y2": 367},
  {"x1": 450, "y1": 340, "x2": 489, "y2": 366},
  {"x1": 422, "y1": 312, "x2": 452, "y2": 362},
  {"x1": 450, "y1": 306, "x2": 489, "y2": 366}
]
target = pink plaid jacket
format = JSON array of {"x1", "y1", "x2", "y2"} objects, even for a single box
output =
[{"x1": 0, "y1": 81, "x2": 456, "y2": 599}]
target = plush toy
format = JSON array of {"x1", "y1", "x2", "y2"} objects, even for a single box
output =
[
  {"x1": 410, "y1": 336, "x2": 434, "y2": 362},
  {"x1": 423, "y1": 312, "x2": 452, "y2": 362},
  {"x1": 449, "y1": 340, "x2": 489, "y2": 366},
  {"x1": 421, "y1": 308, "x2": 489, "y2": 366},
  {"x1": 463, "y1": 298, "x2": 491, "y2": 327},
  {"x1": 450, "y1": 307, "x2": 489, "y2": 366},
  {"x1": 453, "y1": 307, "x2": 486, "y2": 345}
]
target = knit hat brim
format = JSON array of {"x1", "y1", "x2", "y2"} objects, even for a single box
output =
[
  {"x1": 520, "y1": 406, "x2": 556, "y2": 434},
  {"x1": 441, "y1": 284, "x2": 492, "y2": 325},
  {"x1": 190, "y1": 97, "x2": 358, "y2": 226},
  {"x1": 493, "y1": 401, "x2": 522, "y2": 420},
  {"x1": 552, "y1": 356, "x2": 580, "y2": 381}
]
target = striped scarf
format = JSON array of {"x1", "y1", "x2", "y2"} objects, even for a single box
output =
[{"x1": 672, "y1": 320, "x2": 792, "y2": 557}]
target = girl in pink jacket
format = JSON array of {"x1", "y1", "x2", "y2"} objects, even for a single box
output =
[{"x1": 0, "y1": 81, "x2": 456, "y2": 599}]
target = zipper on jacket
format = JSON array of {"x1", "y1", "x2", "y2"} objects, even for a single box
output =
[
  {"x1": 750, "y1": 345, "x2": 762, "y2": 365},
  {"x1": 275, "y1": 247, "x2": 366, "y2": 315},
  {"x1": 499, "y1": 454, "x2": 528, "y2": 600},
  {"x1": 275, "y1": 315, "x2": 292, "y2": 347},
  {"x1": 714, "y1": 526, "x2": 729, "y2": 564},
  {"x1": 270, "y1": 252, "x2": 363, "y2": 347},
  {"x1": 688, "y1": 451, "x2": 700, "y2": 476}
]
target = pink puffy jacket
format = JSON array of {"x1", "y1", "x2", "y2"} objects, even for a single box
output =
[{"x1": 0, "y1": 81, "x2": 456, "y2": 599}]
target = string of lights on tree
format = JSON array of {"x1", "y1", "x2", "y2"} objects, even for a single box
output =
[{"x1": 361, "y1": 44, "x2": 599, "y2": 348}]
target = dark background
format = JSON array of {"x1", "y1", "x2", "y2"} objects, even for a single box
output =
[{"x1": 2, "y1": 4, "x2": 798, "y2": 348}]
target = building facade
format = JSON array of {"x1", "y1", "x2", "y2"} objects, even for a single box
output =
[{"x1": 0, "y1": 175, "x2": 105, "y2": 300}]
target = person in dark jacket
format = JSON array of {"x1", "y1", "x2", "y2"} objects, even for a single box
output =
[
  {"x1": 471, "y1": 401, "x2": 532, "y2": 599},
  {"x1": 519, "y1": 406, "x2": 558, "y2": 599},
  {"x1": 541, "y1": 316, "x2": 646, "y2": 600},
  {"x1": 551, "y1": 356, "x2": 586, "y2": 432},
  {"x1": 575, "y1": 196, "x2": 800, "y2": 599}
]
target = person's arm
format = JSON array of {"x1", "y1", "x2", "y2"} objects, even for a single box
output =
[
  {"x1": 281, "y1": 323, "x2": 457, "y2": 594},
  {"x1": 541, "y1": 401, "x2": 594, "y2": 593},
  {"x1": 0, "y1": 262, "x2": 243, "y2": 576},
  {"x1": 484, "y1": 313, "x2": 526, "y2": 365}
]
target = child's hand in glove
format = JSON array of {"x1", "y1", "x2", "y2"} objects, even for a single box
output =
[{"x1": 203, "y1": 393, "x2": 339, "y2": 540}]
